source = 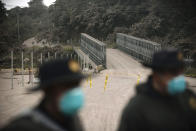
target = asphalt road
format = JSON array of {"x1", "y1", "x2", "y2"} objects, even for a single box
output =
[{"x1": 80, "y1": 49, "x2": 151, "y2": 131}]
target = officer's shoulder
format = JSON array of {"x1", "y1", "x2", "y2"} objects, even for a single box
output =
[
  {"x1": 1, "y1": 114, "x2": 44, "y2": 131},
  {"x1": 1, "y1": 115, "x2": 30, "y2": 130},
  {"x1": 180, "y1": 88, "x2": 196, "y2": 97},
  {"x1": 120, "y1": 95, "x2": 147, "y2": 121},
  {"x1": 124, "y1": 83, "x2": 149, "y2": 110},
  {"x1": 135, "y1": 83, "x2": 147, "y2": 93},
  {"x1": 124, "y1": 95, "x2": 148, "y2": 115}
]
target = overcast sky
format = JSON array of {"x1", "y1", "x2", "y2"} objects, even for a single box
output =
[{"x1": 2, "y1": 0, "x2": 56, "y2": 9}]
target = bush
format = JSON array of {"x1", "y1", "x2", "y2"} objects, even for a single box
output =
[{"x1": 185, "y1": 67, "x2": 196, "y2": 78}]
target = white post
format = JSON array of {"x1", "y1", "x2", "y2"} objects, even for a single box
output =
[
  {"x1": 17, "y1": 14, "x2": 20, "y2": 42},
  {"x1": 40, "y1": 53, "x2": 42, "y2": 64},
  {"x1": 31, "y1": 52, "x2": 34, "y2": 87},
  {"x1": 48, "y1": 52, "x2": 50, "y2": 60},
  {"x1": 21, "y1": 51, "x2": 24, "y2": 87},
  {"x1": 11, "y1": 50, "x2": 13, "y2": 89},
  {"x1": 67, "y1": 54, "x2": 68, "y2": 59},
  {"x1": 189, "y1": 56, "x2": 191, "y2": 68},
  {"x1": 55, "y1": 52, "x2": 57, "y2": 59}
]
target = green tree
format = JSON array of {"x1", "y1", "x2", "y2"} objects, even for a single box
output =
[
  {"x1": 0, "y1": 0, "x2": 6, "y2": 23},
  {"x1": 28, "y1": 0, "x2": 47, "y2": 18}
]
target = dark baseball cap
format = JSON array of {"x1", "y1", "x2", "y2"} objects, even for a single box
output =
[
  {"x1": 30, "y1": 59, "x2": 86, "y2": 91},
  {"x1": 143, "y1": 48, "x2": 185, "y2": 71}
]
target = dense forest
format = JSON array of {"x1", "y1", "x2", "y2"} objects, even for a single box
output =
[{"x1": 0, "y1": 0, "x2": 196, "y2": 61}]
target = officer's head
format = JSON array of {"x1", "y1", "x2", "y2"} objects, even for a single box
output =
[
  {"x1": 144, "y1": 48, "x2": 186, "y2": 95},
  {"x1": 31, "y1": 59, "x2": 86, "y2": 116}
]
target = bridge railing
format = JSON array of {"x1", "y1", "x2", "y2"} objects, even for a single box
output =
[
  {"x1": 80, "y1": 33, "x2": 106, "y2": 68},
  {"x1": 116, "y1": 33, "x2": 161, "y2": 64}
]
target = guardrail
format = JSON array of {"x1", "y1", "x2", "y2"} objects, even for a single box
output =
[
  {"x1": 116, "y1": 33, "x2": 161, "y2": 64},
  {"x1": 80, "y1": 33, "x2": 106, "y2": 68}
]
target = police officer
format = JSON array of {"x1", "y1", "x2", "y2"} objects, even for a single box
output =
[
  {"x1": 118, "y1": 48, "x2": 196, "y2": 131},
  {"x1": 1, "y1": 59, "x2": 86, "y2": 131}
]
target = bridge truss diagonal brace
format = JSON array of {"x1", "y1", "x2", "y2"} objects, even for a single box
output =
[{"x1": 74, "y1": 47, "x2": 97, "y2": 69}]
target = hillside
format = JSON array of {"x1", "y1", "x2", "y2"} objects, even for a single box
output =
[
  {"x1": 47, "y1": 0, "x2": 196, "y2": 58},
  {"x1": 0, "y1": 0, "x2": 196, "y2": 62}
]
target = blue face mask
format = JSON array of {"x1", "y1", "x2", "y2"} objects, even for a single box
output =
[
  {"x1": 167, "y1": 75, "x2": 186, "y2": 95},
  {"x1": 58, "y1": 87, "x2": 84, "y2": 116}
]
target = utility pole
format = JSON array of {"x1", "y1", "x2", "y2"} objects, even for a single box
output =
[
  {"x1": 11, "y1": 50, "x2": 14, "y2": 89},
  {"x1": 105, "y1": 0, "x2": 111, "y2": 9},
  {"x1": 17, "y1": 13, "x2": 20, "y2": 42}
]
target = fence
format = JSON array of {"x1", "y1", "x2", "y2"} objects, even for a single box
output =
[
  {"x1": 80, "y1": 33, "x2": 107, "y2": 68},
  {"x1": 0, "y1": 48, "x2": 78, "y2": 89},
  {"x1": 116, "y1": 33, "x2": 161, "y2": 64}
]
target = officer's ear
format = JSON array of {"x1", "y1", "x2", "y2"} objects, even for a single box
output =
[
  {"x1": 152, "y1": 72, "x2": 161, "y2": 81},
  {"x1": 43, "y1": 85, "x2": 55, "y2": 95}
]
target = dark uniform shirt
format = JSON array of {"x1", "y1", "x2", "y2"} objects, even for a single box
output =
[
  {"x1": 1, "y1": 101, "x2": 84, "y2": 131},
  {"x1": 118, "y1": 76, "x2": 196, "y2": 131}
]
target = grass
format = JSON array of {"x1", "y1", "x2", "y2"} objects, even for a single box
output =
[{"x1": 185, "y1": 67, "x2": 196, "y2": 78}]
